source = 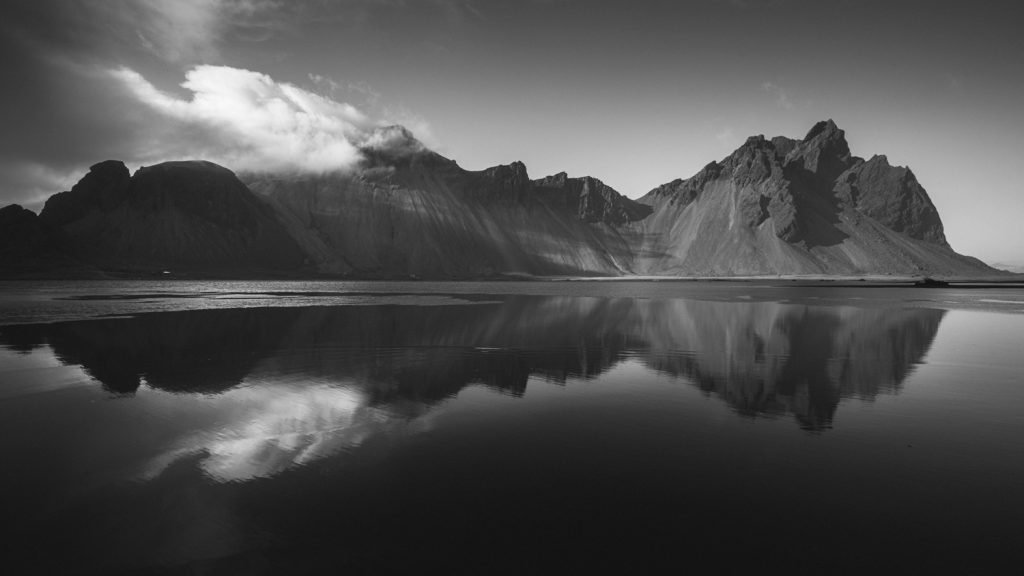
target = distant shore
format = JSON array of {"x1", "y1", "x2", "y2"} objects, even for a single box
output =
[{"x1": 2, "y1": 271, "x2": 1024, "y2": 288}]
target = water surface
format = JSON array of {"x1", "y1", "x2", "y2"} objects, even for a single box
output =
[{"x1": 1, "y1": 282, "x2": 1022, "y2": 573}]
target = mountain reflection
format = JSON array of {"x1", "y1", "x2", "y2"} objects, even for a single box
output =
[
  {"x1": 635, "y1": 301, "x2": 945, "y2": 429},
  {"x1": 0, "y1": 297, "x2": 944, "y2": 479}
]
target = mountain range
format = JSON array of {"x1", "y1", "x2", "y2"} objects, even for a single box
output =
[{"x1": 0, "y1": 120, "x2": 998, "y2": 278}]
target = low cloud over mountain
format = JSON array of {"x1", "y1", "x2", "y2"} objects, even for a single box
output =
[{"x1": 111, "y1": 65, "x2": 405, "y2": 174}]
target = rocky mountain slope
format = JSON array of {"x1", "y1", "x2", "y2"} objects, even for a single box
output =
[
  {"x1": 630, "y1": 120, "x2": 988, "y2": 275},
  {"x1": 245, "y1": 129, "x2": 645, "y2": 277},
  {"x1": 33, "y1": 160, "x2": 308, "y2": 275},
  {"x1": 0, "y1": 121, "x2": 997, "y2": 278},
  {"x1": 0, "y1": 204, "x2": 95, "y2": 277}
]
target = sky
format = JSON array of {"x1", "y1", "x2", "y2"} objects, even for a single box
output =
[{"x1": 1, "y1": 0, "x2": 1022, "y2": 266}]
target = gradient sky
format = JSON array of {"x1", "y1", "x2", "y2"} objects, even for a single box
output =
[{"x1": 1, "y1": 0, "x2": 1022, "y2": 266}]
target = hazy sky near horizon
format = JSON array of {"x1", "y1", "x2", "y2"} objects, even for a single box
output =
[{"x1": 1, "y1": 0, "x2": 1022, "y2": 264}]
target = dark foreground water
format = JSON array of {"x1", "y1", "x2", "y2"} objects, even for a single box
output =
[{"x1": 1, "y1": 281, "x2": 1023, "y2": 574}]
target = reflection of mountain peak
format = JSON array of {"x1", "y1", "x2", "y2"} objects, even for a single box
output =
[
  {"x1": 0, "y1": 297, "x2": 945, "y2": 431},
  {"x1": 638, "y1": 301, "x2": 945, "y2": 429}
]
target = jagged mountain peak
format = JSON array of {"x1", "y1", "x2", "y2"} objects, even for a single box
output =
[
  {"x1": 356, "y1": 125, "x2": 459, "y2": 173},
  {"x1": 864, "y1": 154, "x2": 907, "y2": 170},
  {"x1": 723, "y1": 135, "x2": 779, "y2": 163},
  {"x1": 803, "y1": 119, "x2": 842, "y2": 142},
  {"x1": 531, "y1": 170, "x2": 650, "y2": 225},
  {"x1": 787, "y1": 118, "x2": 853, "y2": 182},
  {"x1": 535, "y1": 171, "x2": 570, "y2": 187},
  {"x1": 89, "y1": 159, "x2": 131, "y2": 178},
  {"x1": 800, "y1": 119, "x2": 849, "y2": 156},
  {"x1": 835, "y1": 154, "x2": 946, "y2": 245},
  {"x1": 3, "y1": 120, "x2": 995, "y2": 279},
  {"x1": 721, "y1": 137, "x2": 784, "y2": 185},
  {"x1": 626, "y1": 119, "x2": 986, "y2": 275},
  {"x1": 481, "y1": 160, "x2": 531, "y2": 185},
  {"x1": 360, "y1": 124, "x2": 422, "y2": 152},
  {"x1": 642, "y1": 161, "x2": 723, "y2": 207},
  {"x1": 40, "y1": 159, "x2": 132, "y2": 227},
  {"x1": 741, "y1": 134, "x2": 771, "y2": 147}
]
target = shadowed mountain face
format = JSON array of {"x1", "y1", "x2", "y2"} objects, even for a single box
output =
[
  {"x1": 0, "y1": 297, "x2": 945, "y2": 431},
  {"x1": 0, "y1": 204, "x2": 93, "y2": 277},
  {"x1": 34, "y1": 160, "x2": 308, "y2": 274},
  {"x1": 0, "y1": 121, "x2": 995, "y2": 278}
]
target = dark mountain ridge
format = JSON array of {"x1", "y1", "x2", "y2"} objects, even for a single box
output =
[
  {"x1": 0, "y1": 204, "x2": 94, "y2": 276},
  {"x1": 32, "y1": 160, "x2": 308, "y2": 275},
  {"x1": 0, "y1": 120, "x2": 998, "y2": 278}
]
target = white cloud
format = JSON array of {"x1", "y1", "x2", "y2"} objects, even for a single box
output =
[
  {"x1": 307, "y1": 73, "x2": 439, "y2": 150},
  {"x1": 111, "y1": 65, "x2": 419, "y2": 173},
  {"x1": 760, "y1": 81, "x2": 794, "y2": 110}
]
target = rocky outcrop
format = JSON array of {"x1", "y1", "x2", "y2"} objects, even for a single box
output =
[
  {"x1": 1, "y1": 205, "x2": 61, "y2": 258},
  {"x1": 40, "y1": 160, "x2": 131, "y2": 228},
  {"x1": 0, "y1": 204, "x2": 95, "y2": 277},
  {"x1": 834, "y1": 155, "x2": 946, "y2": 244},
  {"x1": 631, "y1": 119, "x2": 992, "y2": 276},
  {"x1": 37, "y1": 160, "x2": 308, "y2": 274},
  {"x1": 475, "y1": 161, "x2": 533, "y2": 202},
  {"x1": 533, "y1": 172, "x2": 651, "y2": 225},
  {"x1": 786, "y1": 119, "x2": 854, "y2": 185}
]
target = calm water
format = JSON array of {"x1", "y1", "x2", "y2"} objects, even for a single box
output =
[{"x1": 1, "y1": 281, "x2": 1023, "y2": 574}]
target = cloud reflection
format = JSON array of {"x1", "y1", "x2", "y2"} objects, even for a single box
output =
[
  {"x1": 0, "y1": 296, "x2": 947, "y2": 484},
  {"x1": 143, "y1": 384, "x2": 425, "y2": 483}
]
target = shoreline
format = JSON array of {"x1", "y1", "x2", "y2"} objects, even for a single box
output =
[{"x1": 3, "y1": 273, "x2": 1024, "y2": 287}]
